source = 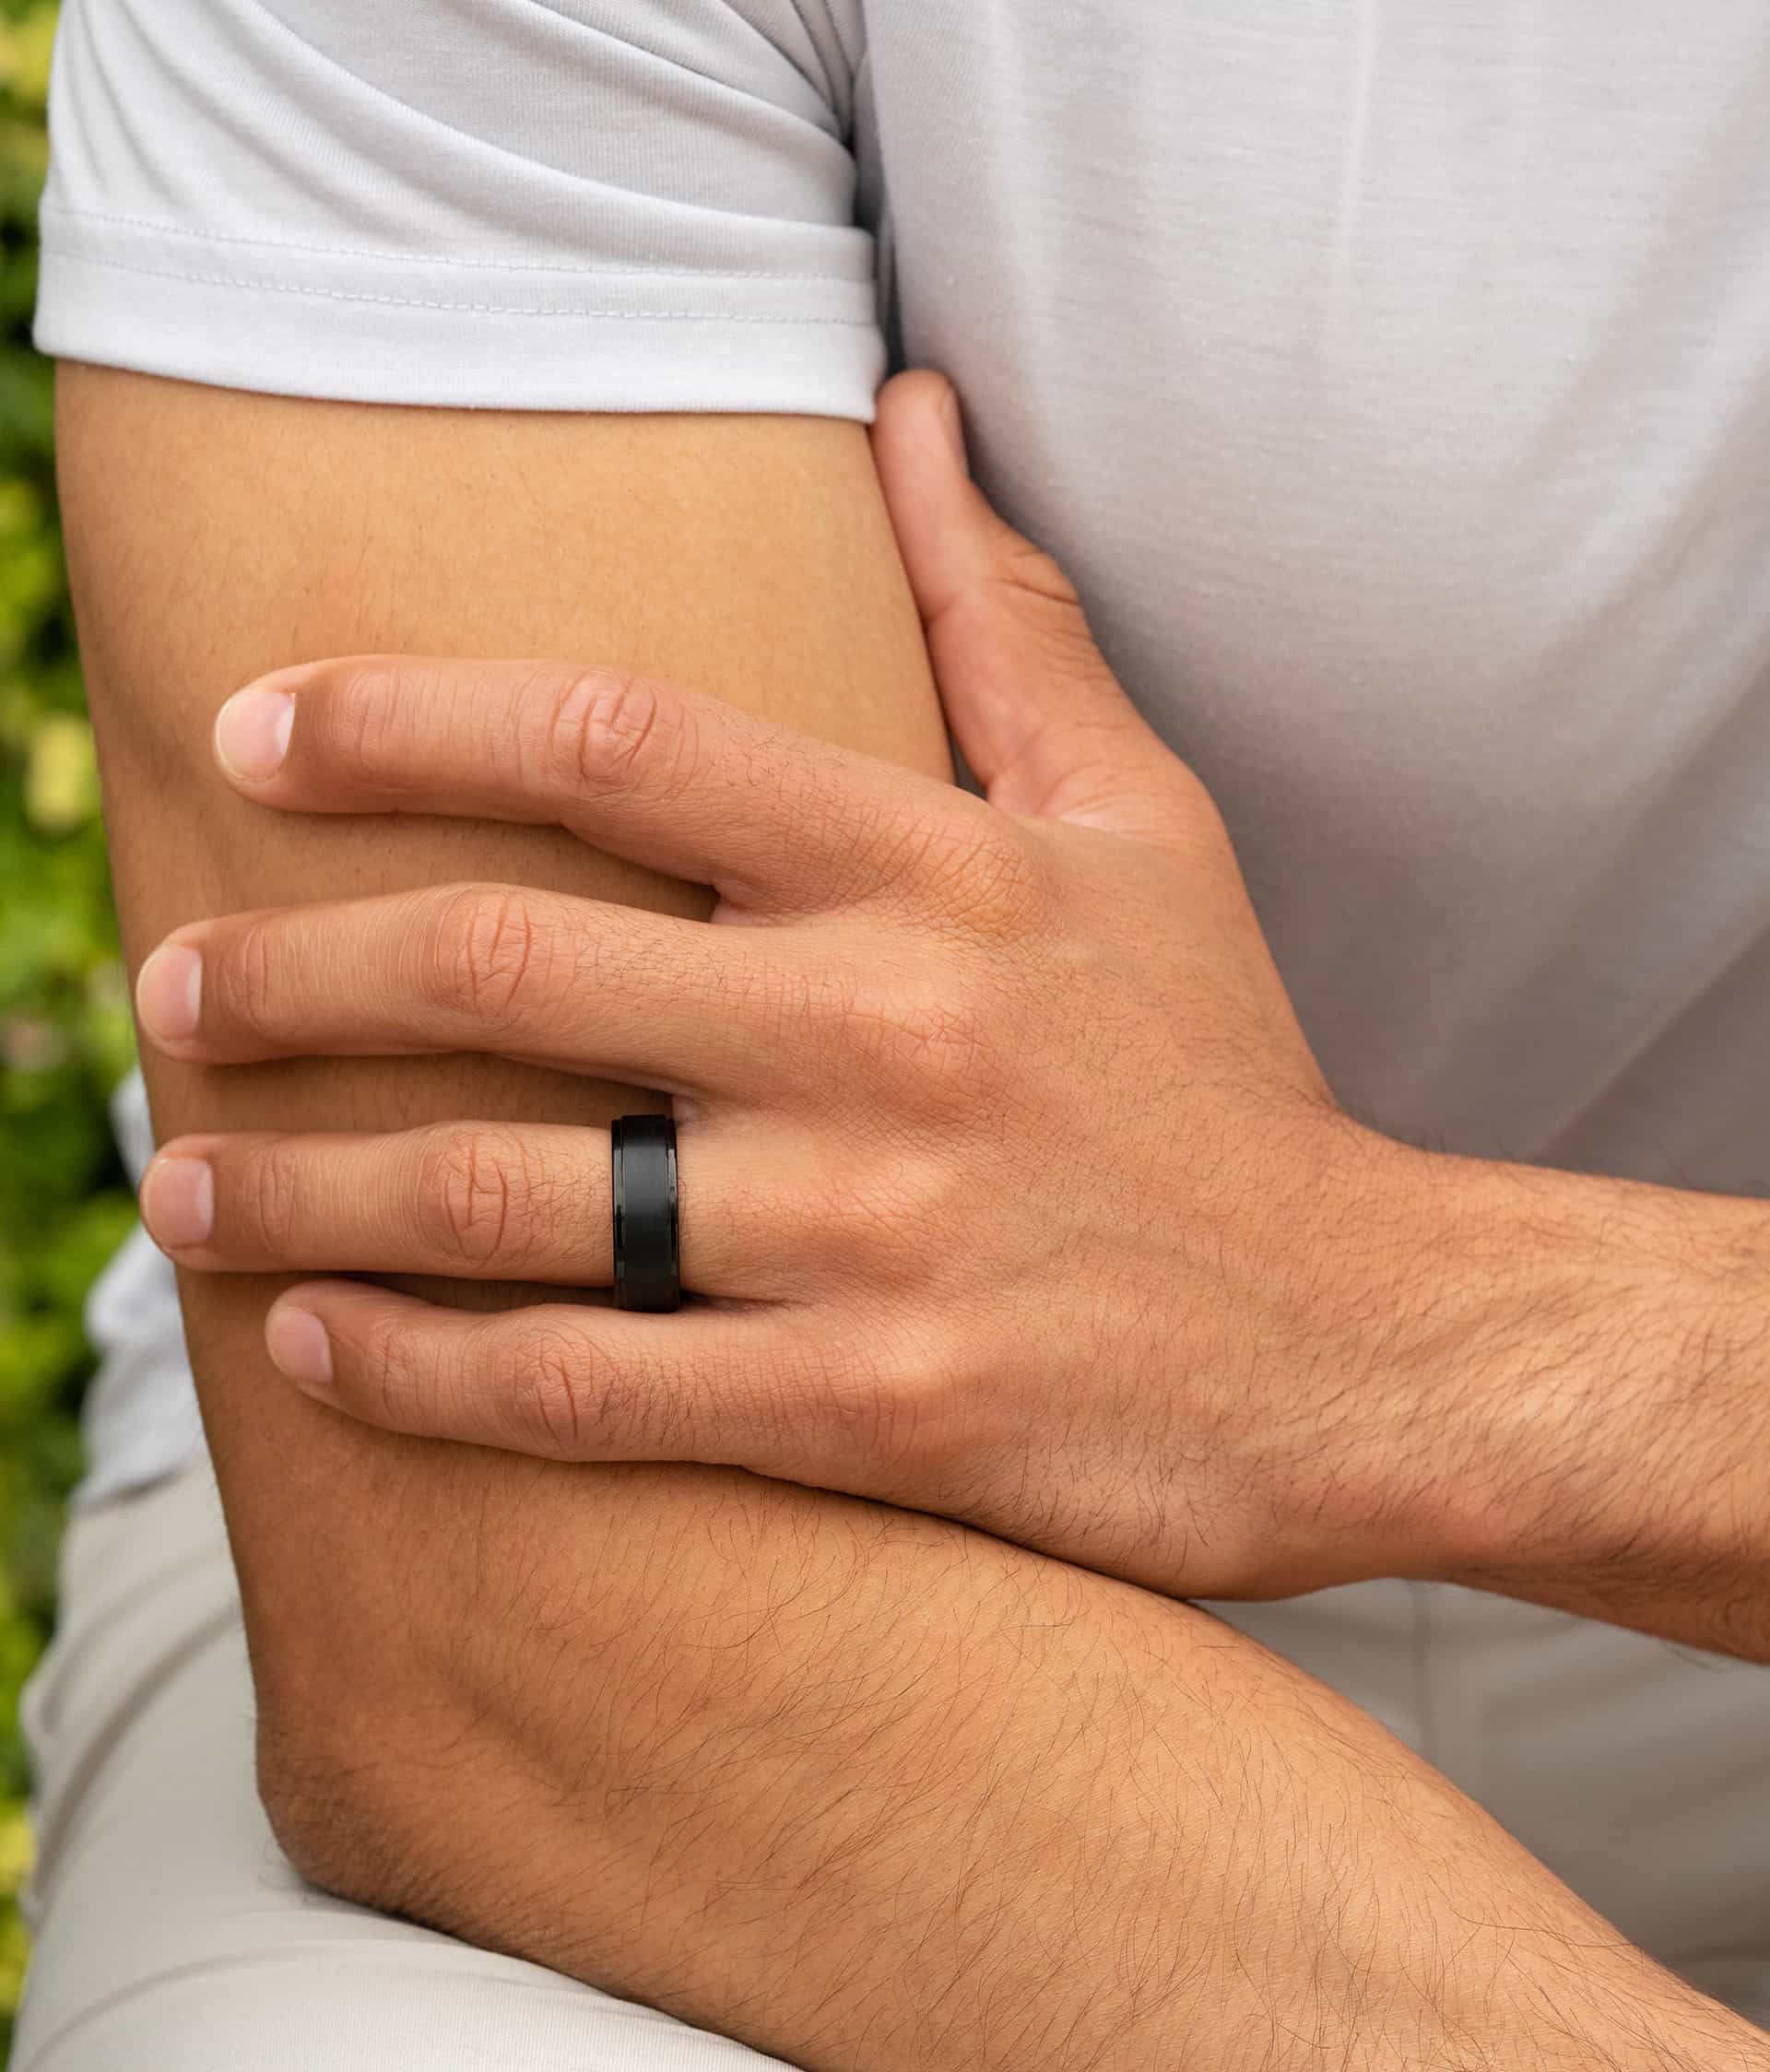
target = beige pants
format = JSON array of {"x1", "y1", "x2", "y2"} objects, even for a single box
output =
[
  {"x1": 15, "y1": 1465, "x2": 1769, "y2": 2067},
  {"x1": 15, "y1": 1466, "x2": 788, "y2": 2070}
]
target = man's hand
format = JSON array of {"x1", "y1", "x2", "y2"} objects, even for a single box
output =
[
  {"x1": 136, "y1": 373, "x2": 1770, "y2": 1656},
  {"x1": 133, "y1": 373, "x2": 1434, "y2": 1605}
]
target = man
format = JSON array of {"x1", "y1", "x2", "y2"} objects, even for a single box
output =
[{"x1": 15, "y1": 1, "x2": 1770, "y2": 2065}]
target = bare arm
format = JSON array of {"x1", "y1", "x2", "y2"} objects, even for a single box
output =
[
  {"x1": 60, "y1": 362, "x2": 951, "y2": 1687},
  {"x1": 59, "y1": 363, "x2": 1762, "y2": 2069},
  {"x1": 1362, "y1": 1144, "x2": 1770, "y2": 1660}
]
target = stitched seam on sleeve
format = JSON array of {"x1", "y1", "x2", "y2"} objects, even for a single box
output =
[
  {"x1": 39, "y1": 203, "x2": 863, "y2": 284},
  {"x1": 41, "y1": 242, "x2": 879, "y2": 323}
]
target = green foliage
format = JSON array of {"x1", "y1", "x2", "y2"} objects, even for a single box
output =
[{"x1": 0, "y1": 1, "x2": 139, "y2": 2049}]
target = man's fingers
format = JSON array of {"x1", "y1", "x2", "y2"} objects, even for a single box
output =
[
  {"x1": 213, "y1": 654, "x2": 980, "y2": 918},
  {"x1": 261, "y1": 1279, "x2": 889, "y2": 1478},
  {"x1": 871, "y1": 371, "x2": 1198, "y2": 842},
  {"x1": 139, "y1": 1123, "x2": 779, "y2": 1296},
  {"x1": 132, "y1": 882, "x2": 844, "y2": 1099}
]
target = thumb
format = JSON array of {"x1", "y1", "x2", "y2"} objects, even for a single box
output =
[{"x1": 870, "y1": 369, "x2": 1187, "y2": 837}]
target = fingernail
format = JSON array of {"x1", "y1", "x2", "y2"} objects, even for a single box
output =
[
  {"x1": 214, "y1": 687, "x2": 295, "y2": 783},
  {"x1": 939, "y1": 387, "x2": 969, "y2": 474},
  {"x1": 266, "y1": 1305, "x2": 334, "y2": 1394},
  {"x1": 136, "y1": 944, "x2": 203, "y2": 1043},
  {"x1": 141, "y1": 1156, "x2": 214, "y2": 1249}
]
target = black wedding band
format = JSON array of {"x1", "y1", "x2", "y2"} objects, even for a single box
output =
[{"x1": 611, "y1": 1114, "x2": 680, "y2": 1312}]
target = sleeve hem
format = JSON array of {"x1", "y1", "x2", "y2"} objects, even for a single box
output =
[{"x1": 33, "y1": 218, "x2": 884, "y2": 418}]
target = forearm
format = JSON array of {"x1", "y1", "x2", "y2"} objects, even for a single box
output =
[
  {"x1": 292, "y1": 1455, "x2": 1763, "y2": 2072},
  {"x1": 1386, "y1": 1139, "x2": 1770, "y2": 1656}
]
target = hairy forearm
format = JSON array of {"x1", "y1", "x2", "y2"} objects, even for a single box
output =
[
  {"x1": 276, "y1": 1454, "x2": 1760, "y2": 2072},
  {"x1": 1386, "y1": 1141, "x2": 1770, "y2": 1657}
]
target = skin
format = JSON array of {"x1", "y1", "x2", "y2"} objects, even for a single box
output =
[
  {"x1": 58, "y1": 359, "x2": 1767, "y2": 2066},
  {"x1": 140, "y1": 374, "x2": 1770, "y2": 1665}
]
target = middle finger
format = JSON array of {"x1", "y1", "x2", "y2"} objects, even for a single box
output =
[{"x1": 134, "y1": 883, "x2": 844, "y2": 1100}]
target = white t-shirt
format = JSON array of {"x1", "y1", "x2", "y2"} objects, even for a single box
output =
[
  {"x1": 40, "y1": 0, "x2": 1770, "y2": 1488},
  {"x1": 31, "y1": 3, "x2": 1770, "y2": 2000}
]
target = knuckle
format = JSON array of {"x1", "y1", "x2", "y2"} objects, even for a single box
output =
[
  {"x1": 991, "y1": 533, "x2": 1084, "y2": 614},
  {"x1": 425, "y1": 885, "x2": 556, "y2": 1022},
  {"x1": 813, "y1": 1152, "x2": 964, "y2": 1285},
  {"x1": 943, "y1": 815, "x2": 1050, "y2": 936},
  {"x1": 325, "y1": 664, "x2": 422, "y2": 790},
  {"x1": 360, "y1": 1313, "x2": 424, "y2": 1432},
  {"x1": 546, "y1": 667, "x2": 684, "y2": 795},
  {"x1": 868, "y1": 801, "x2": 1050, "y2": 940},
  {"x1": 854, "y1": 971, "x2": 1002, "y2": 1103},
  {"x1": 505, "y1": 1326, "x2": 595, "y2": 1456},
  {"x1": 987, "y1": 537, "x2": 1097, "y2": 657},
  {"x1": 864, "y1": 801, "x2": 966, "y2": 900},
  {"x1": 984, "y1": 536, "x2": 1115, "y2": 685},
  {"x1": 220, "y1": 917, "x2": 285, "y2": 1043},
  {"x1": 413, "y1": 1126, "x2": 523, "y2": 1270},
  {"x1": 237, "y1": 1142, "x2": 303, "y2": 1256},
  {"x1": 812, "y1": 1324, "x2": 964, "y2": 1479},
  {"x1": 766, "y1": 956, "x2": 862, "y2": 1059}
]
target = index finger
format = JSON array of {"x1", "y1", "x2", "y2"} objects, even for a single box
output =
[{"x1": 213, "y1": 655, "x2": 979, "y2": 917}]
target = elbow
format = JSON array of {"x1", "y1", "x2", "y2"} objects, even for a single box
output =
[
  {"x1": 252, "y1": 1643, "x2": 607, "y2": 1983},
  {"x1": 247, "y1": 1583, "x2": 594, "y2": 1962},
  {"x1": 250, "y1": 1612, "x2": 469, "y2": 1919},
  {"x1": 254, "y1": 1671, "x2": 414, "y2": 1913}
]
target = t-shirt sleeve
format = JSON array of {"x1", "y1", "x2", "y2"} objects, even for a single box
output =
[{"x1": 32, "y1": 0, "x2": 882, "y2": 418}]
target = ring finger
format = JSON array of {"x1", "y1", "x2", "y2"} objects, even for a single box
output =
[{"x1": 139, "y1": 1119, "x2": 789, "y2": 1298}]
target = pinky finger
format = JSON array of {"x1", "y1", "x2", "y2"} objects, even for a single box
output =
[{"x1": 265, "y1": 1279, "x2": 855, "y2": 1478}]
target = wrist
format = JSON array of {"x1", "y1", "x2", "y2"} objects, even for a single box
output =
[
  {"x1": 1257, "y1": 1120, "x2": 1511, "y2": 1590},
  {"x1": 1343, "y1": 1137, "x2": 1617, "y2": 1587},
  {"x1": 1358, "y1": 1139, "x2": 1770, "y2": 1630}
]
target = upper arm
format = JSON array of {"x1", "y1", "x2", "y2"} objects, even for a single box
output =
[{"x1": 57, "y1": 368, "x2": 950, "y2": 1704}]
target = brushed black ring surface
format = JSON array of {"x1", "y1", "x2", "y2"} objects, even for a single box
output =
[{"x1": 611, "y1": 1114, "x2": 680, "y2": 1313}]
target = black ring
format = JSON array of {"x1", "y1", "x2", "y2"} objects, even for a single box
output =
[{"x1": 611, "y1": 1114, "x2": 680, "y2": 1312}]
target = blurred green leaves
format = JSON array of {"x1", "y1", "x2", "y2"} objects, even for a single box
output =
[{"x1": 0, "y1": 0, "x2": 138, "y2": 2047}]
